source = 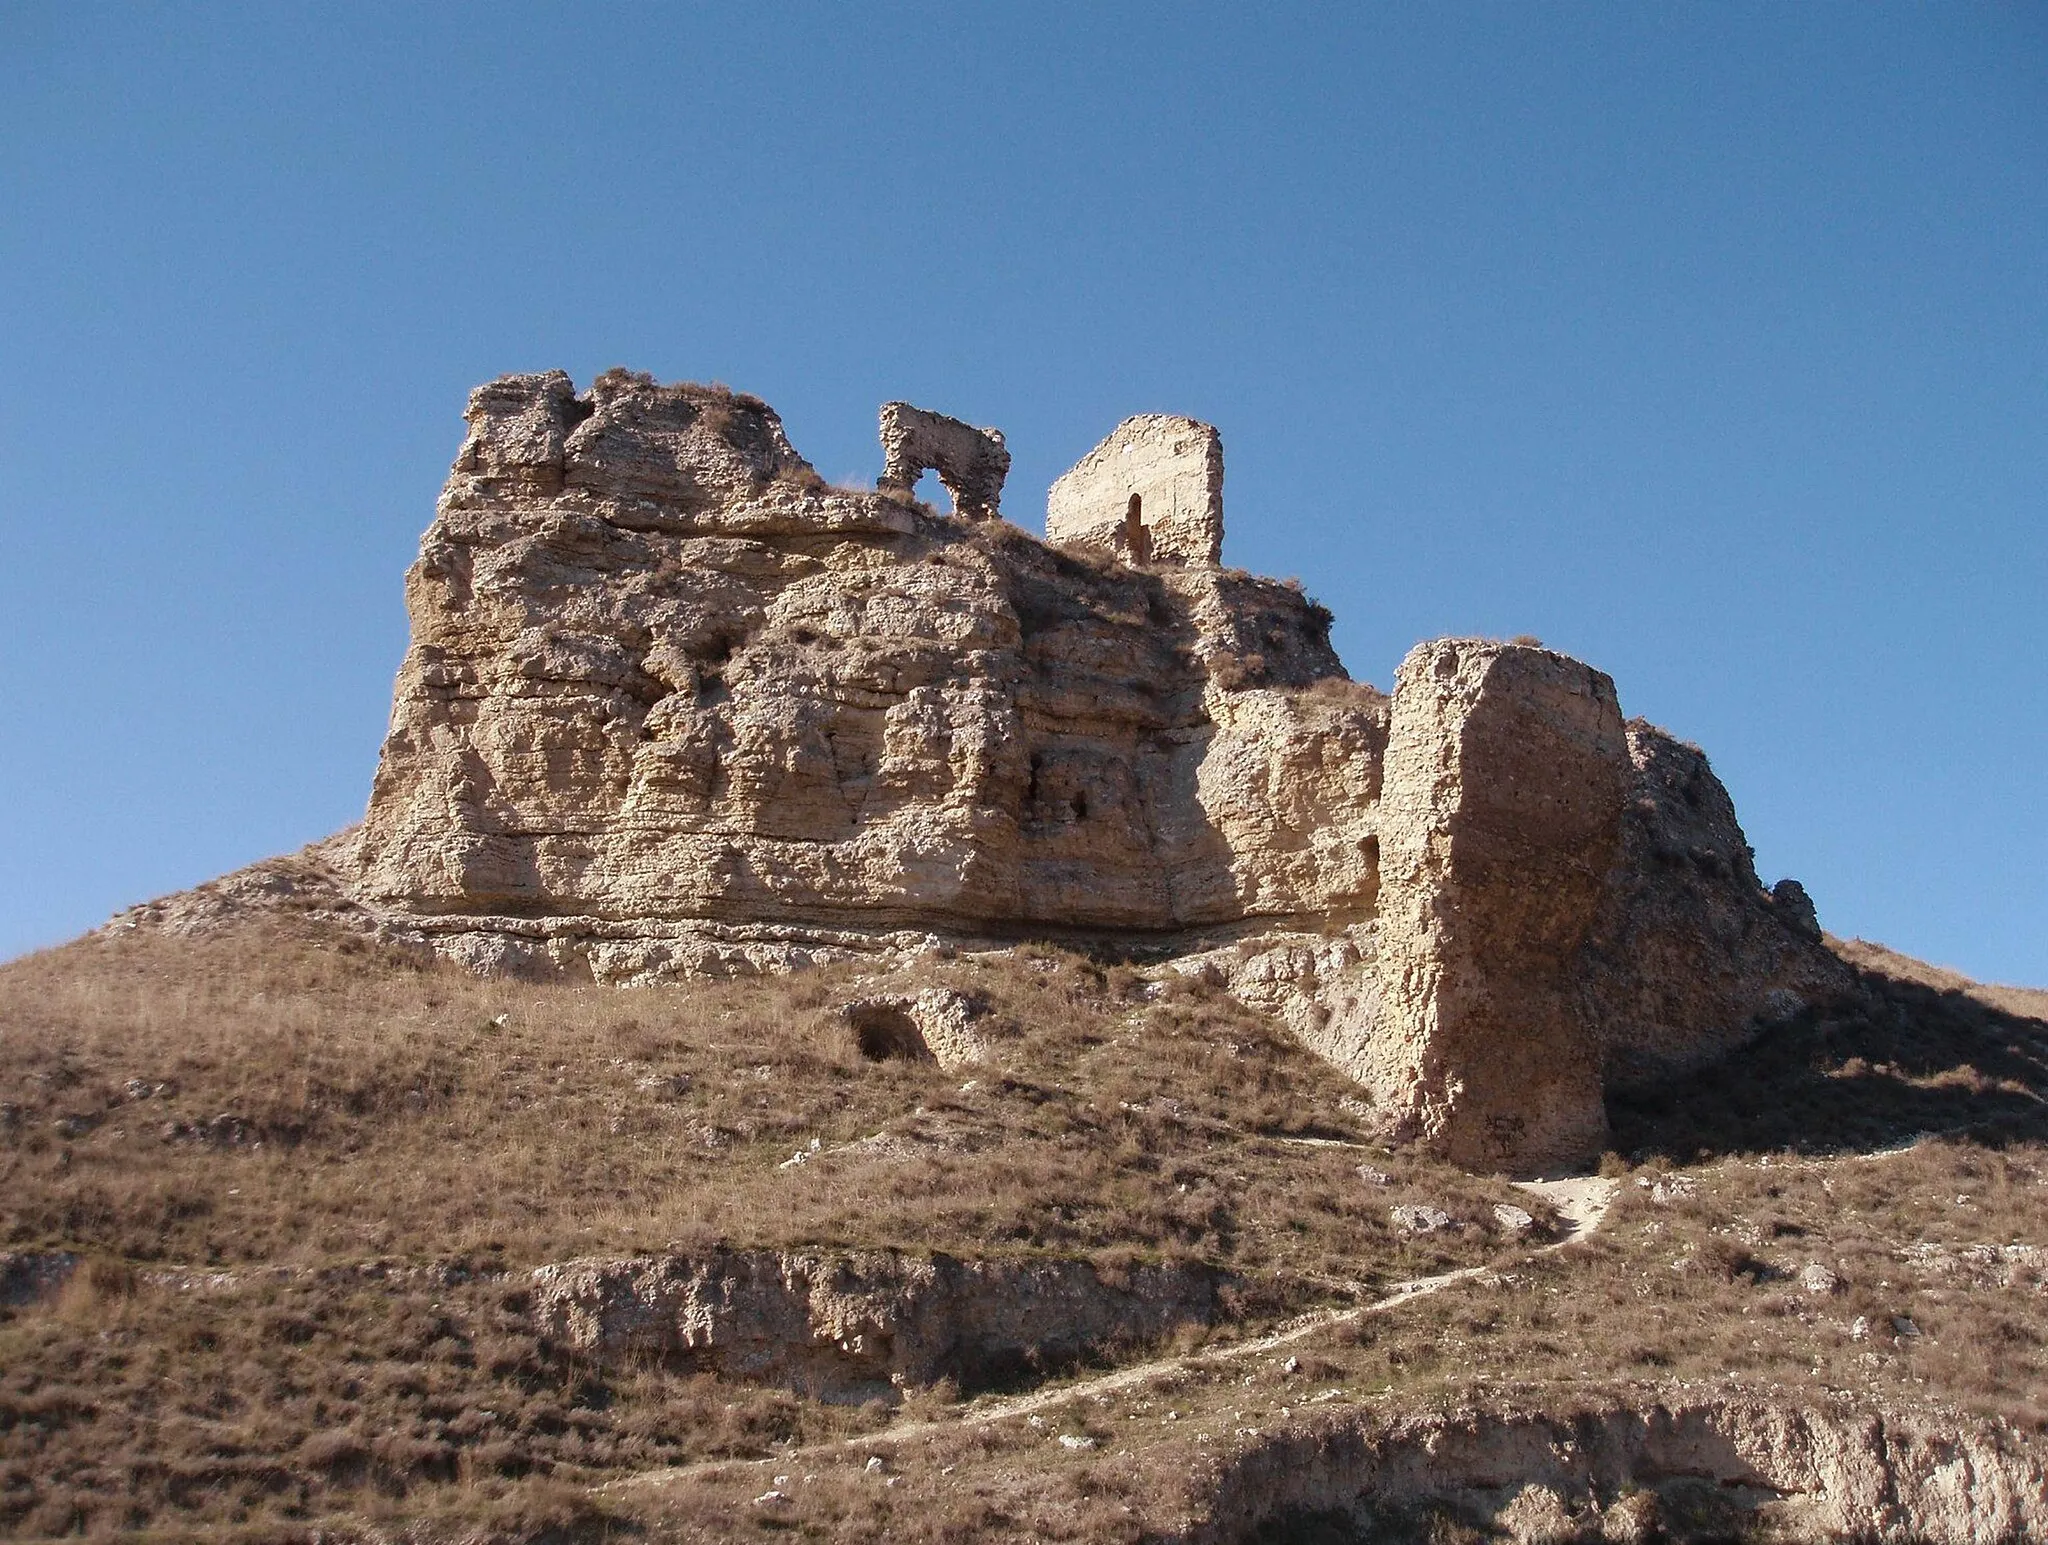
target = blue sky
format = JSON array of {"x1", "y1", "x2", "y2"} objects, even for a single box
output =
[{"x1": 2, "y1": 4, "x2": 2042, "y2": 982}]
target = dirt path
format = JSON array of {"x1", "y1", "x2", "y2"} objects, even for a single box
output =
[
  {"x1": 1514, "y1": 1173, "x2": 1618, "y2": 1239},
  {"x1": 617, "y1": 1176, "x2": 1619, "y2": 1492}
]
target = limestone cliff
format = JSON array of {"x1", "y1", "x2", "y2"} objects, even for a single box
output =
[
  {"x1": 142, "y1": 368, "x2": 1849, "y2": 1172},
  {"x1": 352, "y1": 369, "x2": 1379, "y2": 974}
]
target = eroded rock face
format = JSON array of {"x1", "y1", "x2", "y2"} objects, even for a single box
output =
[
  {"x1": 529, "y1": 1248, "x2": 1228, "y2": 1401},
  {"x1": 353, "y1": 371, "x2": 1374, "y2": 966},
  {"x1": 1189, "y1": 1396, "x2": 2048, "y2": 1545},
  {"x1": 1371, "y1": 640, "x2": 1631, "y2": 1172},
  {"x1": 1582, "y1": 721, "x2": 1856, "y2": 1088},
  {"x1": 135, "y1": 368, "x2": 1854, "y2": 1174}
]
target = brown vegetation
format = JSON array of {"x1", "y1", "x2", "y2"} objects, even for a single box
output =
[
  {"x1": 3, "y1": 922, "x2": 2041, "y2": 1540},
  {"x1": 0, "y1": 922, "x2": 1547, "y2": 1538}
]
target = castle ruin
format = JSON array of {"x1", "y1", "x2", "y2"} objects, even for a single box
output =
[
  {"x1": 336, "y1": 371, "x2": 1847, "y2": 1173},
  {"x1": 1048, "y1": 414, "x2": 1226, "y2": 566}
]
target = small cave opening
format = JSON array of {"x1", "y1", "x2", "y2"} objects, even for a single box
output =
[
  {"x1": 1070, "y1": 791, "x2": 1089, "y2": 821},
  {"x1": 692, "y1": 631, "x2": 738, "y2": 670},
  {"x1": 846, "y1": 1003, "x2": 933, "y2": 1063}
]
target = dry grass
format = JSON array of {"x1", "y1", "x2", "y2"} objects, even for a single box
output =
[
  {"x1": 0, "y1": 922, "x2": 1545, "y2": 1539},
  {"x1": 0, "y1": 925, "x2": 1534, "y2": 1279},
  {"x1": 5, "y1": 922, "x2": 2041, "y2": 1540},
  {"x1": 1608, "y1": 944, "x2": 2048, "y2": 1163},
  {"x1": 586, "y1": 943, "x2": 2048, "y2": 1543},
  {"x1": 626, "y1": 1132, "x2": 2048, "y2": 1543},
  {"x1": 1834, "y1": 934, "x2": 2048, "y2": 1022},
  {"x1": 1296, "y1": 675, "x2": 1390, "y2": 711}
]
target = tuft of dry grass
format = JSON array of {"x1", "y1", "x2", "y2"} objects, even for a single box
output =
[{"x1": 1297, "y1": 674, "x2": 1390, "y2": 711}]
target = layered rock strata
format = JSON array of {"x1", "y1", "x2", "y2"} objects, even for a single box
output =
[
  {"x1": 1186, "y1": 1396, "x2": 2048, "y2": 1545},
  {"x1": 353, "y1": 370, "x2": 1375, "y2": 951},
  {"x1": 145, "y1": 368, "x2": 1849, "y2": 1171},
  {"x1": 530, "y1": 1248, "x2": 1229, "y2": 1401}
]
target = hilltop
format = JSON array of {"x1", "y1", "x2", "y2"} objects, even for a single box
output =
[{"x1": 4, "y1": 373, "x2": 2045, "y2": 1543}]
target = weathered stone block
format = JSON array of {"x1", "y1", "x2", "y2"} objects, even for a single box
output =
[
  {"x1": 1371, "y1": 639, "x2": 1630, "y2": 1174},
  {"x1": 1046, "y1": 415, "x2": 1223, "y2": 566}
]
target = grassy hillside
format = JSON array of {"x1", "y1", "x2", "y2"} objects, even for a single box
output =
[{"x1": 1, "y1": 918, "x2": 2043, "y2": 1541}]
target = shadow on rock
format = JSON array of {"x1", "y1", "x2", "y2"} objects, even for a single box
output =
[{"x1": 1609, "y1": 965, "x2": 2048, "y2": 1163}]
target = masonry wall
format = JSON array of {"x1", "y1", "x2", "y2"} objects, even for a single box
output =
[{"x1": 1046, "y1": 415, "x2": 1224, "y2": 566}]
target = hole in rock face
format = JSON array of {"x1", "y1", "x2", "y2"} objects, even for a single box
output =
[
  {"x1": 689, "y1": 630, "x2": 741, "y2": 706},
  {"x1": 693, "y1": 631, "x2": 738, "y2": 670},
  {"x1": 1070, "y1": 791, "x2": 1089, "y2": 821},
  {"x1": 846, "y1": 1004, "x2": 932, "y2": 1063}
]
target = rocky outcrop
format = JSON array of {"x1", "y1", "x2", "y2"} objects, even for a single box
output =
[
  {"x1": 117, "y1": 368, "x2": 1851, "y2": 1173},
  {"x1": 1185, "y1": 1395, "x2": 2048, "y2": 1544},
  {"x1": 1047, "y1": 414, "x2": 1225, "y2": 566},
  {"x1": 1582, "y1": 721, "x2": 1856, "y2": 1089},
  {"x1": 351, "y1": 370, "x2": 1370, "y2": 958},
  {"x1": 530, "y1": 1248, "x2": 1229, "y2": 1401},
  {"x1": 841, "y1": 987, "x2": 994, "y2": 1068}
]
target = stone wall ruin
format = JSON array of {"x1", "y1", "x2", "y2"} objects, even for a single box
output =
[
  {"x1": 1369, "y1": 640, "x2": 1631, "y2": 1171},
  {"x1": 877, "y1": 401, "x2": 1010, "y2": 519},
  {"x1": 299, "y1": 367, "x2": 1854, "y2": 1174},
  {"x1": 1047, "y1": 414, "x2": 1225, "y2": 566}
]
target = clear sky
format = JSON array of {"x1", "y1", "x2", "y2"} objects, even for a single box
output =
[{"x1": 2, "y1": 4, "x2": 2042, "y2": 983}]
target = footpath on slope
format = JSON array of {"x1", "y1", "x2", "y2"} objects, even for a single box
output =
[{"x1": 617, "y1": 1176, "x2": 1619, "y2": 1494}]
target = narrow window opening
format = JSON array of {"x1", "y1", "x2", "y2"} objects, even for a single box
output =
[{"x1": 1124, "y1": 493, "x2": 1152, "y2": 565}]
